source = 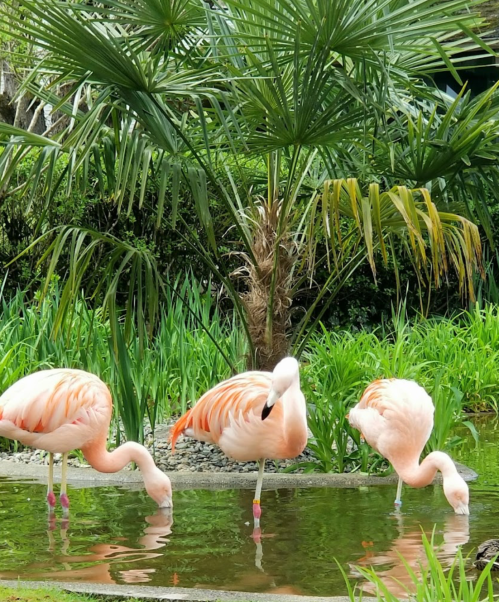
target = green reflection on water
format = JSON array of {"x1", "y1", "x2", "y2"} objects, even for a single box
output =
[{"x1": 0, "y1": 420, "x2": 496, "y2": 597}]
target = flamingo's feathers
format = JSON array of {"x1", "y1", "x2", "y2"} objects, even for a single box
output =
[
  {"x1": 0, "y1": 369, "x2": 112, "y2": 452},
  {"x1": 349, "y1": 378, "x2": 470, "y2": 514},
  {"x1": 349, "y1": 378, "x2": 434, "y2": 461},
  {"x1": 170, "y1": 371, "x2": 309, "y2": 461},
  {"x1": 170, "y1": 408, "x2": 193, "y2": 452},
  {"x1": 170, "y1": 372, "x2": 272, "y2": 448}
]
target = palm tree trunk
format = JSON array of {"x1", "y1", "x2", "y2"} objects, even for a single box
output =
[{"x1": 238, "y1": 200, "x2": 295, "y2": 371}]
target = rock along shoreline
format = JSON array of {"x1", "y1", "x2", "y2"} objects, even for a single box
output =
[{"x1": 0, "y1": 422, "x2": 322, "y2": 475}]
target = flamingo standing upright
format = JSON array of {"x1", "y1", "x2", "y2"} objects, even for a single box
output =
[
  {"x1": 170, "y1": 357, "x2": 307, "y2": 530},
  {"x1": 0, "y1": 369, "x2": 173, "y2": 514},
  {"x1": 348, "y1": 378, "x2": 469, "y2": 514}
]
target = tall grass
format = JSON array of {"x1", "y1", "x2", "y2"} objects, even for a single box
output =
[
  {"x1": 302, "y1": 304, "x2": 498, "y2": 473},
  {"x1": 0, "y1": 276, "x2": 246, "y2": 448}
]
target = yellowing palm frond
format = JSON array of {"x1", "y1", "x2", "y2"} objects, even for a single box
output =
[{"x1": 324, "y1": 179, "x2": 483, "y2": 301}]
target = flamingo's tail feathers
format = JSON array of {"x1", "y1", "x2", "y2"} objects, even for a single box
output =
[{"x1": 169, "y1": 409, "x2": 192, "y2": 454}]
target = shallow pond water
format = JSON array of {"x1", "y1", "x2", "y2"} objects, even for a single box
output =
[{"x1": 0, "y1": 417, "x2": 497, "y2": 597}]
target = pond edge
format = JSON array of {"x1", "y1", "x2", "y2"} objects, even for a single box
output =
[
  {"x1": 0, "y1": 459, "x2": 477, "y2": 490},
  {"x1": 0, "y1": 579, "x2": 377, "y2": 602}
]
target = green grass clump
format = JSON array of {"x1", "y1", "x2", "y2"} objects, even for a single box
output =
[
  {"x1": 301, "y1": 305, "x2": 499, "y2": 473},
  {"x1": 0, "y1": 275, "x2": 246, "y2": 448},
  {"x1": 343, "y1": 533, "x2": 495, "y2": 602}
]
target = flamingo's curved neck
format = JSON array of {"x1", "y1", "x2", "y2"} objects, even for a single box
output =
[
  {"x1": 281, "y1": 378, "x2": 307, "y2": 452},
  {"x1": 392, "y1": 451, "x2": 458, "y2": 488},
  {"x1": 82, "y1": 437, "x2": 156, "y2": 478}
]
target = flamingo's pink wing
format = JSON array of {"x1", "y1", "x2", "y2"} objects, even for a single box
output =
[
  {"x1": 170, "y1": 371, "x2": 273, "y2": 451},
  {"x1": 356, "y1": 379, "x2": 400, "y2": 413},
  {"x1": 0, "y1": 369, "x2": 111, "y2": 434}
]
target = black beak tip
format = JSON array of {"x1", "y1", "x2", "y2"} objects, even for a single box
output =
[{"x1": 261, "y1": 404, "x2": 273, "y2": 421}]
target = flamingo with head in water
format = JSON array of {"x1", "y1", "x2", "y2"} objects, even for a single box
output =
[
  {"x1": 348, "y1": 378, "x2": 469, "y2": 514},
  {"x1": 0, "y1": 368, "x2": 173, "y2": 514},
  {"x1": 170, "y1": 357, "x2": 307, "y2": 531}
]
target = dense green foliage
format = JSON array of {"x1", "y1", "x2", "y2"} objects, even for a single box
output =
[
  {"x1": 0, "y1": 149, "x2": 485, "y2": 342},
  {"x1": 0, "y1": 152, "x2": 475, "y2": 332},
  {"x1": 0, "y1": 277, "x2": 246, "y2": 446},
  {"x1": 301, "y1": 306, "x2": 498, "y2": 473},
  {"x1": 1, "y1": 0, "x2": 499, "y2": 486},
  {"x1": 0, "y1": 0, "x2": 494, "y2": 370}
]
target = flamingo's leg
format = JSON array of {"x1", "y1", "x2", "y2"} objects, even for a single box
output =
[
  {"x1": 394, "y1": 477, "x2": 403, "y2": 506},
  {"x1": 47, "y1": 452, "x2": 56, "y2": 516},
  {"x1": 254, "y1": 539, "x2": 264, "y2": 572},
  {"x1": 60, "y1": 517, "x2": 70, "y2": 555},
  {"x1": 253, "y1": 458, "x2": 265, "y2": 532},
  {"x1": 60, "y1": 452, "x2": 70, "y2": 516}
]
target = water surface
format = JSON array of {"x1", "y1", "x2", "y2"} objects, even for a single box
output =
[{"x1": 0, "y1": 418, "x2": 496, "y2": 597}]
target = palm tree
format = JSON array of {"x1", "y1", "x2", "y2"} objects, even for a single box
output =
[{"x1": 0, "y1": 0, "x2": 495, "y2": 369}]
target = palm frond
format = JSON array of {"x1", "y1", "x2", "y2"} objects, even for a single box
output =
[
  {"x1": 217, "y1": 0, "x2": 492, "y2": 74},
  {"x1": 325, "y1": 178, "x2": 483, "y2": 300}
]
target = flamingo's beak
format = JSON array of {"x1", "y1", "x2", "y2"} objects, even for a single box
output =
[
  {"x1": 454, "y1": 502, "x2": 469, "y2": 515},
  {"x1": 262, "y1": 389, "x2": 280, "y2": 420},
  {"x1": 159, "y1": 496, "x2": 173, "y2": 509}
]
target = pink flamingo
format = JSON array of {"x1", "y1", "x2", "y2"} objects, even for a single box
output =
[
  {"x1": 0, "y1": 368, "x2": 172, "y2": 514},
  {"x1": 348, "y1": 378, "x2": 469, "y2": 514},
  {"x1": 170, "y1": 357, "x2": 307, "y2": 531}
]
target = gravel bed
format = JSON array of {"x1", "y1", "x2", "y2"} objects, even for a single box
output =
[{"x1": 0, "y1": 422, "x2": 320, "y2": 474}]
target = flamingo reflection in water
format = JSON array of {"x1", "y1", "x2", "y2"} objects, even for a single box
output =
[
  {"x1": 195, "y1": 531, "x2": 305, "y2": 598},
  {"x1": 350, "y1": 511, "x2": 470, "y2": 598},
  {"x1": 0, "y1": 508, "x2": 174, "y2": 585}
]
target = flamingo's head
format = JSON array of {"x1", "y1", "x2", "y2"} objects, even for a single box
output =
[
  {"x1": 146, "y1": 468, "x2": 173, "y2": 508},
  {"x1": 262, "y1": 357, "x2": 300, "y2": 420},
  {"x1": 443, "y1": 473, "x2": 469, "y2": 515}
]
